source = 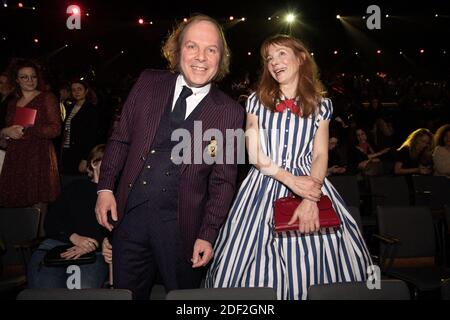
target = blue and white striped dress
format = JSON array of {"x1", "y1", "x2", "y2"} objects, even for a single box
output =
[{"x1": 205, "y1": 93, "x2": 372, "y2": 300}]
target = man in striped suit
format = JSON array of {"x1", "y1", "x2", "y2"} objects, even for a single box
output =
[{"x1": 95, "y1": 15, "x2": 244, "y2": 299}]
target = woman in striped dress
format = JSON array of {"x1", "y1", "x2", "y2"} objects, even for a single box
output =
[{"x1": 205, "y1": 35, "x2": 372, "y2": 300}]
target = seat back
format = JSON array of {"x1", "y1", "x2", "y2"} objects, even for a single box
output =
[
  {"x1": 17, "y1": 288, "x2": 133, "y2": 300},
  {"x1": 377, "y1": 206, "x2": 435, "y2": 267},
  {"x1": 328, "y1": 175, "x2": 360, "y2": 207},
  {"x1": 411, "y1": 175, "x2": 450, "y2": 208},
  {"x1": 166, "y1": 287, "x2": 277, "y2": 300},
  {"x1": 0, "y1": 208, "x2": 40, "y2": 266},
  {"x1": 369, "y1": 176, "x2": 410, "y2": 207},
  {"x1": 308, "y1": 280, "x2": 410, "y2": 300}
]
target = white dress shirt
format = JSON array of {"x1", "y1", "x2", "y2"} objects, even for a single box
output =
[{"x1": 173, "y1": 74, "x2": 211, "y2": 119}]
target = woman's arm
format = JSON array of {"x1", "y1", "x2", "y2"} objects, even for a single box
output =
[
  {"x1": 309, "y1": 119, "x2": 330, "y2": 183},
  {"x1": 246, "y1": 113, "x2": 322, "y2": 201},
  {"x1": 394, "y1": 161, "x2": 420, "y2": 175}
]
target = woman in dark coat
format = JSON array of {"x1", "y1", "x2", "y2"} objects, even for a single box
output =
[{"x1": 60, "y1": 80, "x2": 99, "y2": 174}]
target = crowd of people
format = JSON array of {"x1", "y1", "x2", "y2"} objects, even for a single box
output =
[{"x1": 0, "y1": 13, "x2": 449, "y2": 300}]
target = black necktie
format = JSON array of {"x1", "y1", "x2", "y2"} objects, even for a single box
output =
[{"x1": 171, "y1": 85, "x2": 193, "y2": 127}]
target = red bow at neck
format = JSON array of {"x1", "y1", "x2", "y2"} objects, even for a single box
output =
[{"x1": 275, "y1": 98, "x2": 301, "y2": 115}]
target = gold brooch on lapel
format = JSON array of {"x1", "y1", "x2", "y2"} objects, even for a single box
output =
[{"x1": 207, "y1": 136, "x2": 217, "y2": 157}]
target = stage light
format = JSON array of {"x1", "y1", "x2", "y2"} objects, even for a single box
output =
[
  {"x1": 336, "y1": 15, "x2": 341, "y2": 19},
  {"x1": 32, "y1": 7, "x2": 35, "y2": 10},
  {"x1": 247, "y1": 52, "x2": 251, "y2": 56},
  {"x1": 86, "y1": 13, "x2": 89, "y2": 16},
  {"x1": 18, "y1": 2, "x2": 23, "y2": 8},
  {"x1": 80, "y1": 77, "x2": 84, "y2": 81},
  {"x1": 150, "y1": 21, "x2": 153, "y2": 25},
  {"x1": 183, "y1": 18, "x2": 188, "y2": 22},
  {"x1": 65, "y1": 44, "x2": 68, "y2": 47},
  {"x1": 443, "y1": 50, "x2": 447, "y2": 55},
  {"x1": 377, "y1": 49, "x2": 381, "y2": 54},
  {"x1": 285, "y1": 13, "x2": 295, "y2": 23},
  {"x1": 420, "y1": 49, "x2": 424, "y2": 54},
  {"x1": 399, "y1": 51, "x2": 403, "y2": 55},
  {"x1": 355, "y1": 51, "x2": 359, "y2": 55},
  {"x1": 241, "y1": 17, "x2": 246, "y2": 21},
  {"x1": 229, "y1": 16, "x2": 234, "y2": 21},
  {"x1": 72, "y1": 7, "x2": 79, "y2": 15},
  {"x1": 3, "y1": 3, "x2": 7, "y2": 8},
  {"x1": 362, "y1": 16, "x2": 366, "y2": 19},
  {"x1": 267, "y1": 17, "x2": 272, "y2": 21},
  {"x1": 385, "y1": 14, "x2": 389, "y2": 18},
  {"x1": 435, "y1": 14, "x2": 439, "y2": 18},
  {"x1": 138, "y1": 18, "x2": 144, "y2": 24},
  {"x1": 94, "y1": 45, "x2": 98, "y2": 50},
  {"x1": 121, "y1": 50, "x2": 124, "y2": 54},
  {"x1": 34, "y1": 38, "x2": 39, "y2": 43},
  {"x1": 333, "y1": 50, "x2": 338, "y2": 55},
  {"x1": 310, "y1": 52, "x2": 314, "y2": 56}
]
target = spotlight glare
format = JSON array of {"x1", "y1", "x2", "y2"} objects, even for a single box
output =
[
  {"x1": 34, "y1": 38, "x2": 39, "y2": 43},
  {"x1": 229, "y1": 16, "x2": 234, "y2": 21},
  {"x1": 420, "y1": 49, "x2": 424, "y2": 54},
  {"x1": 183, "y1": 18, "x2": 188, "y2": 22},
  {"x1": 121, "y1": 50, "x2": 124, "y2": 54},
  {"x1": 18, "y1": 3, "x2": 23, "y2": 8},
  {"x1": 72, "y1": 7, "x2": 79, "y2": 15},
  {"x1": 268, "y1": 17, "x2": 272, "y2": 21},
  {"x1": 377, "y1": 49, "x2": 381, "y2": 54},
  {"x1": 138, "y1": 18, "x2": 144, "y2": 24},
  {"x1": 435, "y1": 14, "x2": 439, "y2": 18},
  {"x1": 336, "y1": 15, "x2": 341, "y2": 19},
  {"x1": 247, "y1": 52, "x2": 251, "y2": 56},
  {"x1": 65, "y1": 44, "x2": 68, "y2": 47},
  {"x1": 310, "y1": 52, "x2": 314, "y2": 56},
  {"x1": 355, "y1": 51, "x2": 359, "y2": 55},
  {"x1": 333, "y1": 50, "x2": 338, "y2": 55},
  {"x1": 94, "y1": 45, "x2": 98, "y2": 50},
  {"x1": 285, "y1": 13, "x2": 295, "y2": 23},
  {"x1": 385, "y1": 14, "x2": 389, "y2": 18},
  {"x1": 399, "y1": 51, "x2": 403, "y2": 55},
  {"x1": 86, "y1": 13, "x2": 90, "y2": 16},
  {"x1": 3, "y1": 4, "x2": 7, "y2": 8},
  {"x1": 241, "y1": 17, "x2": 246, "y2": 21}
]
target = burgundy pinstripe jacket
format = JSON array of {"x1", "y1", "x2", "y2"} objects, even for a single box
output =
[{"x1": 98, "y1": 69, "x2": 244, "y2": 252}]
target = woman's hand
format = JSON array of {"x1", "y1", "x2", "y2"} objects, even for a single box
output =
[
  {"x1": 287, "y1": 199, "x2": 320, "y2": 233},
  {"x1": 102, "y1": 237, "x2": 112, "y2": 264},
  {"x1": 69, "y1": 233, "x2": 99, "y2": 252},
  {"x1": 285, "y1": 174, "x2": 322, "y2": 202},
  {"x1": 60, "y1": 245, "x2": 92, "y2": 260},
  {"x1": 418, "y1": 166, "x2": 432, "y2": 175},
  {"x1": 2, "y1": 125, "x2": 24, "y2": 140}
]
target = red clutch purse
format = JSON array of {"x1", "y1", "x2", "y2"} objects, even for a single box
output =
[{"x1": 273, "y1": 195, "x2": 340, "y2": 232}]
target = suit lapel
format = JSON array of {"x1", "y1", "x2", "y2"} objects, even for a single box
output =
[
  {"x1": 180, "y1": 85, "x2": 223, "y2": 175},
  {"x1": 143, "y1": 73, "x2": 177, "y2": 150}
]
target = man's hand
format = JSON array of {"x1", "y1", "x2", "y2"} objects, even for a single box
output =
[
  {"x1": 191, "y1": 239, "x2": 213, "y2": 268},
  {"x1": 95, "y1": 191, "x2": 118, "y2": 232}
]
